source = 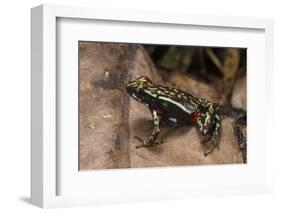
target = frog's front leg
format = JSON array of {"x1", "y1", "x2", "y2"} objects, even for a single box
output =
[{"x1": 135, "y1": 110, "x2": 165, "y2": 149}]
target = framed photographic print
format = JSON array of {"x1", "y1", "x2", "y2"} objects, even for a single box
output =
[{"x1": 31, "y1": 4, "x2": 274, "y2": 208}]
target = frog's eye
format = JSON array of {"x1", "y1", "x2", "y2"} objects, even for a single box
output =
[{"x1": 137, "y1": 76, "x2": 151, "y2": 83}]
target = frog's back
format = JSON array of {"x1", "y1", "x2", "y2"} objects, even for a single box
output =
[
  {"x1": 155, "y1": 85, "x2": 200, "y2": 110},
  {"x1": 149, "y1": 84, "x2": 200, "y2": 125}
]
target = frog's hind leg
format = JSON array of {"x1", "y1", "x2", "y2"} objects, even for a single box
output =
[
  {"x1": 202, "y1": 113, "x2": 221, "y2": 157},
  {"x1": 134, "y1": 110, "x2": 166, "y2": 149},
  {"x1": 201, "y1": 137, "x2": 216, "y2": 156},
  {"x1": 202, "y1": 130, "x2": 220, "y2": 157}
]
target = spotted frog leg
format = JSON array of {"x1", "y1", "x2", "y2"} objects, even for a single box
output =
[
  {"x1": 135, "y1": 110, "x2": 166, "y2": 149},
  {"x1": 233, "y1": 124, "x2": 247, "y2": 163},
  {"x1": 203, "y1": 115, "x2": 221, "y2": 156},
  {"x1": 198, "y1": 102, "x2": 221, "y2": 156}
]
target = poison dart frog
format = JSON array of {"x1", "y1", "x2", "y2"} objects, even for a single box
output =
[{"x1": 125, "y1": 76, "x2": 221, "y2": 156}]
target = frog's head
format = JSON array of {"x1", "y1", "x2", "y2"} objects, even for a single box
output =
[{"x1": 125, "y1": 76, "x2": 157, "y2": 105}]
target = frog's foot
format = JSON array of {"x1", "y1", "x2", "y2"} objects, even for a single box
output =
[
  {"x1": 134, "y1": 136, "x2": 147, "y2": 148},
  {"x1": 201, "y1": 136, "x2": 211, "y2": 144},
  {"x1": 134, "y1": 136, "x2": 166, "y2": 149},
  {"x1": 202, "y1": 138, "x2": 219, "y2": 157},
  {"x1": 204, "y1": 145, "x2": 216, "y2": 157},
  {"x1": 212, "y1": 139, "x2": 220, "y2": 151}
]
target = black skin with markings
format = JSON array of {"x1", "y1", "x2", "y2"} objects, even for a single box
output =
[
  {"x1": 222, "y1": 112, "x2": 247, "y2": 163},
  {"x1": 233, "y1": 123, "x2": 247, "y2": 163},
  {"x1": 125, "y1": 76, "x2": 221, "y2": 156}
]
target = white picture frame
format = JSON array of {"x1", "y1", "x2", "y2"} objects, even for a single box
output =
[{"x1": 31, "y1": 4, "x2": 274, "y2": 208}]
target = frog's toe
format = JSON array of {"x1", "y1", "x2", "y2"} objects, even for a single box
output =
[
  {"x1": 203, "y1": 139, "x2": 218, "y2": 156},
  {"x1": 134, "y1": 136, "x2": 149, "y2": 148},
  {"x1": 211, "y1": 137, "x2": 220, "y2": 150},
  {"x1": 155, "y1": 139, "x2": 166, "y2": 146},
  {"x1": 204, "y1": 146, "x2": 215, "y2": 157},
  {"x1": 136, "y1": 144, "x2": 145, "y2": 149},
  {"x1": 134, "y1": 135, "x2": 145, "y2": 143},
  {"x1": 214, "y1": 145, "x2": 219, "y2": 151}
]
